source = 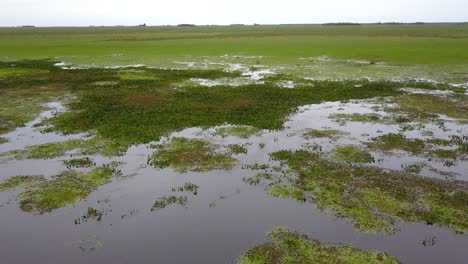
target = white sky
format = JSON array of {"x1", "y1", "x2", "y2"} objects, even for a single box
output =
[{"x1": 0, "y1": 0, "x2": 467, "y2": 27}]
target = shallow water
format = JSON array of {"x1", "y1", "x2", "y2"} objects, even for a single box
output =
[{"x1": 0, "y1": 92, "x2": 467, "y2": 263}]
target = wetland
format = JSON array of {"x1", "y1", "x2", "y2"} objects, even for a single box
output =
[{"x1": 0, "y1": 25, "x2": 467, "y2": 264}]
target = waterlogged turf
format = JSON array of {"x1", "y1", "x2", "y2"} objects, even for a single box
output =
[
  {"x1": 0, "y1": 25, "x2": 467, "y2": 263},
  {"x1": 248, "y1": 149, "x2": 467, "y2": 234},
  {"x1": 237, "y1": 227, "x2": 398, "y2": 264},
  {"x1": 1, "y1": 167, "x2": 116, "y2": 213},
  {"x1": 148, "y1": 137, "x2": 238, "y2": 173}
]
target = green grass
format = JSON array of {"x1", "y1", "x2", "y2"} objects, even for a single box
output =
[
  {"x1": 1, "y1": 25, "x2": 468, "y2": 66},
  {"x1": 1, "y1": 136, "x2": 127, "y2": 159},
  {"x1": 228, "y1": 144, "x2": 249, "y2": 155},
  {"x1": 0, "y1": 68, "x2": 49, "y2": 78},
  {"x1": 36, "y1": 69, "x2": 405, "y2": 149},
  {"x1": 151, "y1": 195, "x2": 188, "y2": 212},
  {"x1": 332, "y1": 145, "x2": 375, "y2": 164},
  {"x1": 214, "y1": 126, "x2": 261, "y2": 139},
  {"x1": 0, "y1": 84, "x2": 68, "y2": 134},
  {"x1": 366, "y1": 133, "x2": 425, "y2": 155},
  {"x1": 303, "y1": 129, "x2": 348, "y2": 139},
  {"x1": 63, "y1": 157, "x2": 96, "y2": 168},
  {"x1": 249, "y1": 149, "x2": 468, "y2": 234},
  {"x1": 330, "y1": 113, "x2": 383, "y2": 124},
  {"x1": 148, "y1": 137, "x2": 238, "y2": 173},
  {"x1": 4, "y1": 60, "x2": 464, "y2": 156},
  {"x1": 393, "y1": 94, "x2": 468, "y2": 120},
  {"x1": 75, "y1": 207, "x2": 105, "y2": 224},
  {"x1": 0, "y1": 175, "x2": 45, "y2": 191},
  {"x1": 2, "y1": 167, "x2": 116, "y2": 213},
  {"x1": 171, "y1": 182, "x2": 199, "y2": 195},
  {"x1": 237, "y1": 227, "x2": 398, "y2": 264},
  {"x1": 4, "y1": 139, "x2": 84, "y2": 159}
]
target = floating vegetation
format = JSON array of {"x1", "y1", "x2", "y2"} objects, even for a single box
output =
[
  {"x1": 74, "y1": 207, "x2": 107, "y2": 224},
  {"x1": 3, "y1": 139, "x2": 84, "y2": 159},
  {"x1": 393, "y1": 94, "x2": 468, "y2": 121},
  {"x1": 150, "y1": 196, "x2": 188, "y2": 212},
  {"x1": 366, "y1": 133, "x2": 467, "y2": 162},
  {"x1": 0, "y1": 175, "x2": 45, "y2": 192},
  {"x1": 228, "y1": 144, "x2": 249, "y2": 155},
  {"x1": 422, "y1": 236, "x2": 437, "y2": 247},
  {"x1": 64, "y1": 157, "x2": 96, "y2": 168},
  {"x1": 330, "y1": 113, "x2": 383, "y2": 125},
  {"x1": 431, "y1": 149, "x2": 458, "y2": 160},
  {"x1": 331, "y1": 145, "x2": 375, "y2": 164},
  {"x1": 268, "y1": 185, "x2": 306, "y2": 201},
  {"x1": 214, "y1": 126, "x2": 261, "y2": 139},
  {"x1": 1, "y1": 136, "x2": 128, "y2": 160},
  {"x1": 302, "y1": 128, "x2": 349, "y2": 140},
  {"x1": 237, "y1": 227, "x2": 398, "y2": 264},
  {"x1": 0, "y1": 137, "x2": 8, "y2": 144},
  {"x1": 148, "y1": 137, "x2": 238, "y2": 173},
  {"x1": 6, "y1": 167, "x2": 116, "y2": 213},
  {"x1": 152, "y1": 182, "x2": 200, "y2": 212},
  {"x1": 23, "y1": 59, "x2": 406, "y2": 154},
  {"x1": 243, "y1": 172, "x2": 275, "y2": 186},
  {"x1": 402, "y1": 163, "x2": 425, "y2": 174},
  {"x1": 172, "y1": 182, "x2": 199, "y2": 195},
  {"x1": 120, "y1": 209, "x2": 138, "y2": 220},
  {"x1": 248, "y1": 149, "x2": 467, "y2": 233},
  {"x1": 366, "y1": 133, "x2": 425, "y2": 155},
  {"x1": 258, "y1": 143, "x2": 266, "y2": 149}
]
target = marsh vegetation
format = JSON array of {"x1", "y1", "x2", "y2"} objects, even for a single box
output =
[{"x1": 0, "y1": 25, "x2": 467, "y2": 264}]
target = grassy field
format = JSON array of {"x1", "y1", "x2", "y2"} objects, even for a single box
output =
[{"x1": 1, "y1": 24, "x2": 468, "y2": 66}]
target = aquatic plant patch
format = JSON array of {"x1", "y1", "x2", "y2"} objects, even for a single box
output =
[
  {"x1": 302, "y1": 129, "x2": 349, "y2": 139},
  {"x1": 148, "y1": 137, "x2": 238, "y2": 173},
  {"x1": 0, "y1": 167, "x2": 117, "y2": 213},
  {"x1": 366, "y1": 133, "x2": 425, "y2": 155},
  {"x1": 0, "y1": 136, "x2": 128, "y2": 159},
  {"x1": 151, "y1": 196, "x2": 188, "y2": 212},
  {"x1": 0, "y1": 175, "x2": 45, "y2": 192},
  {"x1": 214, "y1": 126, "x2": 261, "y2": 139},
  {"x1": 392, "y1": 94, "x2": 468, "y2": 121},
  {"x1": 247, "y1": 149, "x2": 468, "y2": 233},
  {"x1": 228, "y1": 144, "x2": 249, "y2": 155},
  {"x1": 330, "y1": 113, "x2": 384, "y2": 125},
  {"x1": 63, "y1": 157, "x2": 96, "y2": 168},
  {"x1": 331, "y1": 145, "x2": 375, "y2": 164},
  {"x1": 237, "y1": 227, "x2": 399, "y2": 264}
]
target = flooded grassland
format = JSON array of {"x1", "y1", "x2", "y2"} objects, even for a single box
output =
[{"x1": 0, "y1": 59, "x2": 467, "y2": 264}]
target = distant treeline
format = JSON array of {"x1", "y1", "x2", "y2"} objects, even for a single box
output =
[
  {"x1": 321, "y1": 22, "x2": 428, "y2": 26},
  {"x1": 322, "y1": 23, "x2": 361, "y2": 26}
]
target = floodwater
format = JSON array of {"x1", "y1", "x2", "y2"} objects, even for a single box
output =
[{"x1": 0, "y1": 92, "x2": 467, "y2": 264}]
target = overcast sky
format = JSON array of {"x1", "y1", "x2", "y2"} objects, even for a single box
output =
[{"x1": 1, "y1": 0, "x2": 467, "y2": 27}]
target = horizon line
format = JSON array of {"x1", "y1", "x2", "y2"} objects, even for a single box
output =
[{"x1": 1, "y1": 21, "x2": 468, "y2": 28}]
